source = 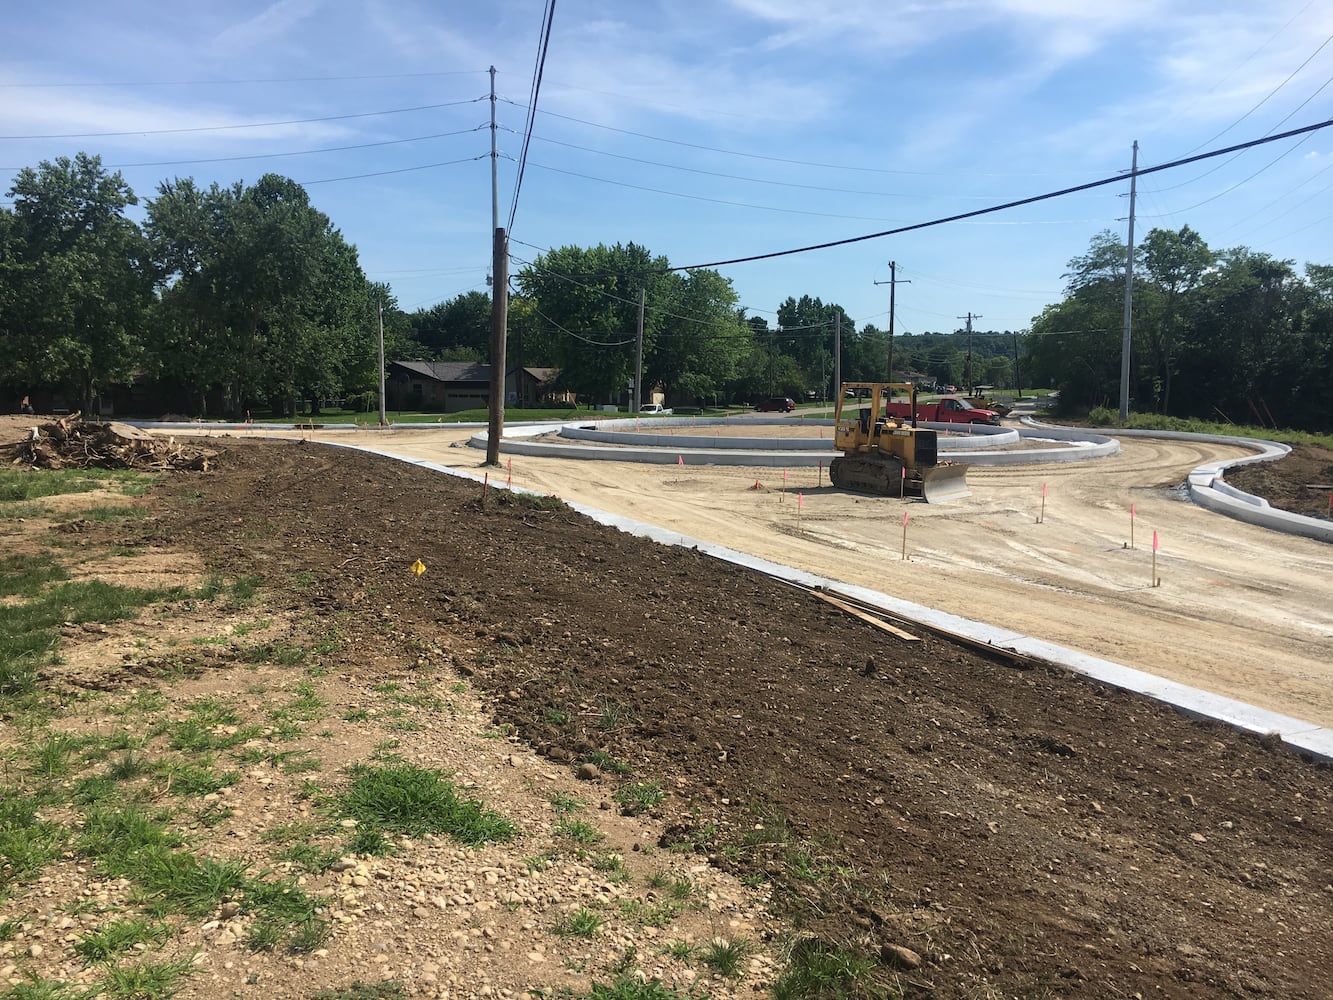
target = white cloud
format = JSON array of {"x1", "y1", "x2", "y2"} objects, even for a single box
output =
[{"x1": 212, "y1": 0, "x2": 325, "y2": 53}]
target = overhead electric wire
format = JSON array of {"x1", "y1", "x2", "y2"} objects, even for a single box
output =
[
  {"x1": 501, "y1": 98, "x2": 1081, "y2": 179},
  {"x1": 0, "y1": 70, "x2": 488, "y2": 88},
  {"x1": 1182, "y1": 29, "x2": 1333, "y2": 155},
  {"x1": 1, "y1": 97, "x2": 486, "y2": 140},
  {"x1": 663, "y1": 116, "x2": 1333, "y2": 273},
  {"x1": 532, "y1": 305, "x2": 634, "y2": 347},
  {"x1": 64, "y1": 126, "x2": 488, "y2": 171},
  {"x1": 300, "y1": 154, "x2": 486, "y2": 186},
  {"x1": 525, "y1": 160, "x2": 912, "y2": 223},
  {"x1": 506, "y1": 0, "x2": 557, "y2": 234}
]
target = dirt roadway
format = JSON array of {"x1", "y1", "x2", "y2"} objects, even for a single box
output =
[{"x1": 271, "y1": 424, "x2": 1333, "y2": 732}]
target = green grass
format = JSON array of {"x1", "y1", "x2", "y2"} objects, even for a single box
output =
[
  {"x1": 701, "y1": 936, "x2": 752, "y2": 978},
  {"x1": 0, "y1": 552, "x2": 69, "y2": 597},
  {"x1": 585, "y1": 978, "x2": 694, "y2": 999},
  {"x1": 612, "y1": 781, "x2": 664, "y2": 814},
  {"x1": 1078, "y1": 409, "x2": 1333, "y2": 447},
  {"x1": 555, "y1": 818, "x2": 604, "y2": 845},
  {"x1": 0, "y1": 790, "x2": 68, "y2": 892},
  {"x1": 1, "y1": 579, "x2": 191, "y2": 696},
  {"x1": 96, "y1": 954, "x2": 196, "y2": 999},
  {"x1": 74, "y1": 918, "x2": 171, "y2": 963},
  {"x1": 54, "y1": 505, "x2": 146, "y2": 523},
  {"x1": 340, "y1": 763, "x2": 518, "y2": 847},
  {"x1": 0, "y1": 467, "x2": 151, "y2": 503},
  {"x1": 770, "y1": 937, "x2": 900, "y2": 1000},
  {"x1": 554, "y1": 906, "x2": 604, "y2": 938}
]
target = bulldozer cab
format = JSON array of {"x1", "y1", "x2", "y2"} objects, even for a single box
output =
[
  {"x1": 833, "y1": 382, "x2": 916, "y2": 453},
  {"x1": 830, "y1": 381, "x2": 971, "y2": 502}
]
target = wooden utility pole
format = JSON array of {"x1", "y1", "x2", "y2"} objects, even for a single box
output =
[
  {"x1": 1119, "y1": 140, "x2": 1138, "y2": 423},
  {"x1": 485, "y1": 66, "x2": 507, "y2": 466},
  {"x1": 486, "y1": 226, "x2": 508, "y2": 466},
  {"x1": 958, "y1": 311, "x2": 982, "y2": 389},
  {"x1": 874, "y1": 262, "x2": 909, "y2": 381},
  {"x1": 833, "y1": 309, "x2": 841, "y2": 399},
  {"x1": 377, "y1": 301, "x2": 386, "y2": 426},
  {"x1": 634, "y1": 287, "x2": 645, "y2": 413}
]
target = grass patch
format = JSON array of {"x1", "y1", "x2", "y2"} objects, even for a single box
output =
[
  {"x1": 74, "y1": 918, "x2": 171, "y2": 963},
  {"x1": 0, "y1": 790, "x2": 68, "y2": 893},
  {"x1": 0, "y1": 551, "x2": 69, "y2": 597},
  {"x1": 554, "y1": 906, "x2": 604, "y2": 938},
  {"x1": 701, "y1": 936, "x2": 752, "y2": 978},
  {"x1": 612, "y1": 780, "x2": 664, "y2": 814},
  {"x1": 0, "y1": 468, "x2": 150, "y2": 503},
  {"x1": 96, "y1": 954, "x2": 196, "y2": 999},
  {"x1": 555, "y1": 818, "x2": 604, "y2": 845},
  {"x1": 340, "y1": 763, "x2": 518, "y2": 848},
  {"x1": 1, "y1": 579, "x2": 190, "y2": 696},
  {"x1": 770, "y1": 937, "x2": 899, "y2": 999},
  {"x1": 55, "y1": 505, "x2": 146, "y2": 523}
]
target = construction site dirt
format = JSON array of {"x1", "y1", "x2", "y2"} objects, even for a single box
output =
[{"x1": 5, "y1": 419, "x2": 1332, "y2": 997}]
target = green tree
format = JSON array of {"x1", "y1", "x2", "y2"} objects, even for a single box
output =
[
  {"x1": 146, "y1": 173, "x2": 370, "y2": 417},
  {"x1": 515, "y1": 243, "x2": 673, "y2": 404},
  {"x1": 1139, "y1": 225, "x2": 1213, "y2": 412},
  {"x1": 0, "y1": 153, "x2": 152, "y2": 412},
  {"x1": 410, "y1": 290, "x2": 492, "y2": 358}
]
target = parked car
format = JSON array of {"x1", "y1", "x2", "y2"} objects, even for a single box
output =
[
  {"x1": 640, "y1": 403, "x2": 672, "y2": 415},
  {"x1": 755, "y1": 396, "x2": 796, "y2": 412}
]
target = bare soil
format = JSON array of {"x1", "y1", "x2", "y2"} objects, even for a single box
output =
[
  {"x1": 1224, "y1": 442, "x2": 1333, "y2": 520},
  {"x1": 3, "y1": 420, "x2": 1332, "y2": 999},
  {"x1": 32, "y1": 438, "x2": 1333, "y2": 997}
]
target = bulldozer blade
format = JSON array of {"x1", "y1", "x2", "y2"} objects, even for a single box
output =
[{"x1": 918, "y1": 464, "x2": 972, "y2": 503}]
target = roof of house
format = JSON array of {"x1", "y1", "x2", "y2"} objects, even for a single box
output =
[
  {"x1": 391, "y1": 361, "x2": 562, "y2": 385},
  {"x1": 390, "y1": 361, "x2": 489, "y2": 383}
]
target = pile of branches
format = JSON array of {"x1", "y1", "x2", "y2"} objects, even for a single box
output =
[{"x1": 8, "y1": 413, "x2": 217, "y2": 471}]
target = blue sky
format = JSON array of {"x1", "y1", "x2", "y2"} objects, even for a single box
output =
[{"x1": 3, "y1": 0, "x2": 1331, "y2": 338}]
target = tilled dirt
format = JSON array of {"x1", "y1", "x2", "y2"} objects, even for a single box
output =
[
  {"x1": 1225, "y1": 442, "x2": 1333, "y2": 520},
  {"x1": 119, "y1": 440, "x2": 1333, "y2": 997}
]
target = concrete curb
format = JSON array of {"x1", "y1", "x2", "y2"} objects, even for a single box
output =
[
  {"x1": 469, "y1": 418, "x2": 1118, "y2": 467},
  {"x1": 1024, "y1": 422, "x2": 1332, "y2": 544},
  {"x1": 302, "y1": 437, "x2": 1333, "y2": 764}
]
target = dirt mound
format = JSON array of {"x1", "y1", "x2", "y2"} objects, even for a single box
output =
[
  {"x1": 5, "y1": 412, "x2": 216, "y2": 471},
  {"x1": 140, "y1": 439, "x2": 1331, "y2": 999}
]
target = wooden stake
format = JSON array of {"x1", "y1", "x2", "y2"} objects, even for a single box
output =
[{"x1": 901, "y1": 510, "x2": 908, "y2": 560}]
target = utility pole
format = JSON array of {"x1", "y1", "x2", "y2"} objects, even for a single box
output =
[
  {"x1": 377, "y1": 300, "x2": 386, "y2": 426},
  {"x1": 634, "y1": 287, "x2": 645, "y2": 413},
  {"x1": 833, "y1": 309, "x2": 841, "y2": 400},
  {"x1": 485, "y1": 66, "x2": 507, "y2": 466},
  {"x1": 489, "y1": 66, "x2": 499, "y2": 233},
  {"x1": 874, "y1": 262, "x2": 909, "y2": 382},
  {"x1": 1119, "y1": 140, "x2": 1138, "y2": 423},
  {"x1": 958, "y1": 312, "x2": 982, "y2": 389}
]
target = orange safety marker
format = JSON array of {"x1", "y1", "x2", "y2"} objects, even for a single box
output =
[
  {"x1": 482, "y1": 472, "x2": 489, "y2": 501},
  {"x1": 797, "y1": 491, "x2": 804, "y2": 531},
  {"x1": 507, "y1": 457, "x2": 512, "y2": 489}
]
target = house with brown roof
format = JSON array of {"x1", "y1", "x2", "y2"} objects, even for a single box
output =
[{"x1": 386, "y1": 362, "x2": 566, "y2": 413}]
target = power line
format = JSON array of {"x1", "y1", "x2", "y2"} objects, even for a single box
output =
[
  {"x1": 665, "y1": 116, "x2": 1333, "y2": 273},
  {"x1": 506, "y1": 0, "x2": 557, "y2": 234},
  {"x1": 1, "y1": 97, "x2": 486, "y2": 140},
  {"x1": 531, "y1": 305, "x2": 634, "y2": 347},
  {"x1": 0, "y1": 126, "x2": 490, "y2": 172},
  {"x1": 526, "y1": 160, "x2": 912, "y2": 223},
  {"x1": 301, "y1": 154, "x2": 486, "y2": 186},
  {"x1": 0, "y1": 70, "x2": 489, "y2": 89}
]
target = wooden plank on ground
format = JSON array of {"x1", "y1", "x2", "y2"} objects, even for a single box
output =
[{"x1": 813, "y1": 591, "x2": 921, "y2": 642}]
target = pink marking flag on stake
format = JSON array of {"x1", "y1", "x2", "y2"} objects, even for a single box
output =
[
  {"x1": 1152, "y1": 530, "x2": 1160, "y2": 588},
  {"x1": 677, "y1": 455, "x2": 684, "y2": 466},
  {"x1": 901, "y1": 510, "x2": 909, "y2": 561}
]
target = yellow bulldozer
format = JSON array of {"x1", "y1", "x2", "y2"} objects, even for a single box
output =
[{"x1": 830, "y1": 382, "x2": 972, "y2": 502}]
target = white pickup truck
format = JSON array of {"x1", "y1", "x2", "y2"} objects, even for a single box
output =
[{"x1": 640, "y1": 403, "x2": 672, "y2": 415}]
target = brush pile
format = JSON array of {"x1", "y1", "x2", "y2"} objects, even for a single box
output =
[{"x1": 7, "y1": 412, "x2": 217, "y2": 471}]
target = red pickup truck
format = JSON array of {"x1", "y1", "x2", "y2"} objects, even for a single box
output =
[{"x1": 882, "y1": 396, "x2": 1001, "y2": 426}]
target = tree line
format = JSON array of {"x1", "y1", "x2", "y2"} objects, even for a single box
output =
[
  {"x1": 6, "y1": 154, "x2": 1325, "y2": 428},
  {"x1": 1029, "y1": 227, "x2": 1333, "y2": 430}
]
